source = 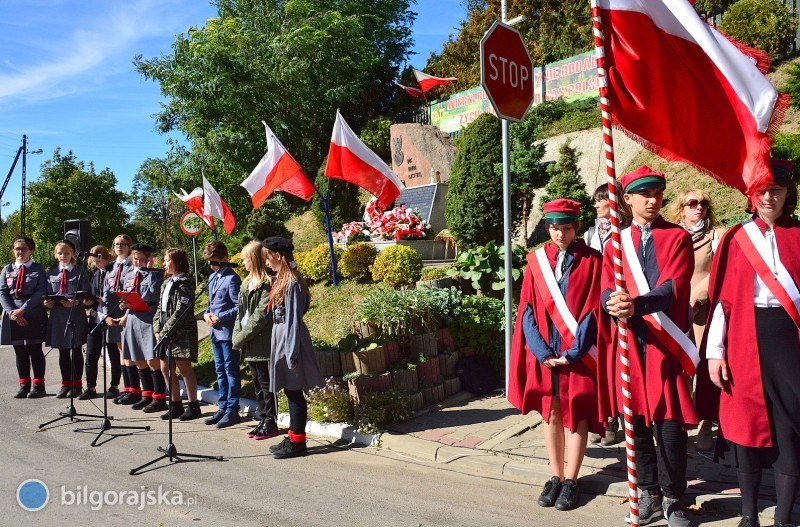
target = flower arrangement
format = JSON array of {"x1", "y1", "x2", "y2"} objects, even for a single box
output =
[{"x1": 334, "y1": 198, "x2": 431, "y2": 243}]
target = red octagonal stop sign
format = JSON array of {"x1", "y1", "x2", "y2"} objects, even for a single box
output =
[{"x1": 480, "y1": 21, "x2": 534, "y2": 122}]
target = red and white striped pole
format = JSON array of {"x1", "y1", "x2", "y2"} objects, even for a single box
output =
[{"x1": 591, "y1": 1, "x2": 639, "y2": 525}]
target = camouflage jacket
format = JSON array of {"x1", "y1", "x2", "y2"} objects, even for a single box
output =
[{"x1": 153, "y1": 275, "x2": 198, "y2": 357}]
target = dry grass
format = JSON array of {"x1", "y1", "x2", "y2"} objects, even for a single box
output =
[{"x1": 286, "y1": 210, "x2": 328, "y2": 252}]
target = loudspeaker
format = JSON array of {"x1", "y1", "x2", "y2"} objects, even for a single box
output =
[{"x1": 63, "y1": 219, "x2": 91, "y2": 254}]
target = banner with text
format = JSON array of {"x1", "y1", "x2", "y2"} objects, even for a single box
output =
[{"x1": 431, "y1": 50, "x2": 598, "y2": 134}]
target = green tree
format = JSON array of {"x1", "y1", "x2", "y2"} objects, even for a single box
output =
[
  {"x1": 509, "y1": 118, "x2": 547, "y2": 242},
  {"x1": 135, "y1": 0, "x2": 415, "y2": 225},
  {"x1": 27, "y1": 149, "x2": 129, "y2": 267},
  {"x1": 783, "y1": 62, "x2": 800, "y2": 109},
  {"x1": 538, "y1": 141, "x2": 593, "y2": 229},
  {"x1": 246, "y1": 194, "x2": 294, "y2": 241},
  {"x1": 358, "y1": 117, "x2": 393, "y2": 163},
  {"x1": 445, "y1": 113, "x2": 503, "y2": 247},
  {"x1": 130, "y1": 155, "x2": 189, "y2": 250},
  {"x1": 719, "y1": 0, "x2": 798, "y2": 61},
  {"x1": 311, "y1": 162, "x2": 362, "y2": 232}
]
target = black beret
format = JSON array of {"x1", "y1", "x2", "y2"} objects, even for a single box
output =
[
  {"x1": 130, "y1": 243, "x2": 153, "y2": 254},
  {"x1": 58, "y1": 239, "x2": 75, "y2": 251},
  {"x1": 262, "y1": 236, "x2": 294, "y2": 254}
]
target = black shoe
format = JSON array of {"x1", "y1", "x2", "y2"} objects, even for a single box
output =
[
  {"x1": 119, "y1": 392, "x2": 142, "y2": 405},
  {"x1": 178, "y1": 402, "x2": 202, "y2": 421},
  {"x1": 537, "y1": 477, "x2": 563, "y2": 507},
  {"x1": 269, "y1": 436, "x2": 291, "y2": 453},
  {"x1": 131, "y1": 396, "x2": 153, "y2": 410},
  {"x1": 78, "y1": 388, "x2": 97, "y2": 400},
  {"x1": 555, "y1": 479, "x2": 581, "y2": 511},
  {"x1": 204, "y1": 409, "x2": 225, "y2": 425},
  {"x1": 112, "y1": 390, "x2": 128, "y2": 404},
  {"x1": 247, "y1": 419, "x2": 266, "y2": 438},
  {"x1": 28, "y1": 384, "x2": 46, "y2": 399},
  {"x1": 142, "y1": 399, "x2": 169, "y2": 413},
  {"x1": 105, "y1": 386, "x2": 120, "y2": 399},
  {"x1": 272, "y1": 439, "x2": 308, "y2": 459},
  {"x1": 253, "y1": 419, "x2": 280, "y2": 440},
  {"x1": 15, "y1": 384, "x2": 31, "y2": 399},
  {"x1": 625, "y1": 490, "x2": 663, "y2": 525},
  {"x1": 161, "y1": 402, "x2": 185, "y2": 420},
  {"x1": 215, "y1": 412, "x2": 241, "y2": 428},
  {"x1": 56, "y1": 386, "x2": 70, "y2": 399},
  {"x1": 67, "y1": 386, "x2": 82, "y2": 399},
  {"x1": 737, "y1": 517, "x2": 759, "y2": 527}
]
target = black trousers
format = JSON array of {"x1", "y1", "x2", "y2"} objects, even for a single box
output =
[
  {"x1": 84, "y1": 330, "x2": 121, "y2": 389},
  {"x1": 285, "y1": 388, "x2": 307, "y2": 434},
  {"x1": 633, "y1": 416, "x2": 688, "y2": 499},
  {"x1": 58, "y1": 348, "x2": 84, "y2": 385},
  {"x1": 248, "y1": 361, "x2": 277, "y2": 420},
  {"x1": 14, "y1": 344, "x2": 46, "y2": 382}
]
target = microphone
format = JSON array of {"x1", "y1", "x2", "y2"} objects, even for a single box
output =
[
  {"x1": 79, "y1": 251, "x2": 105, "y2": 259},
  {"x1": 137, "y1": 267, "x2": 164, "y2": 273},
  {"x1": 207, "y1": 260, "x2": 240, "y2": 268}
]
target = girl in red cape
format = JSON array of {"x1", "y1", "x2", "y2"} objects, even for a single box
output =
[
  {"x1": 698, "y1": 159, "x2": 800, "y2": 527},
  {"x1": 508, "y1": 198, "x2": 603, "y2": 512}
]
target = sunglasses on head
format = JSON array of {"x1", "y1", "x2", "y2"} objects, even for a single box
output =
[{"x1": 684, "y1": 199, "x2": 709, "y2": 209}]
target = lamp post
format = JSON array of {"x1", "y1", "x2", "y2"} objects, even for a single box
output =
[{"x1": 21, "y1": 135, "x2": 43, "y2": 235}]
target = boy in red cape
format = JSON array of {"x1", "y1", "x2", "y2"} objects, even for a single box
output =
[
  {"x1": 508, "y1": 198, "x2": 603, "y2": 512},
  {"x1": 598, "y1": 166, "x2": 697, "y2": 527}
]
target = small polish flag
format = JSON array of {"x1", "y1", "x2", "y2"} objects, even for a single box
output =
[
  {"x1": 242, "y1": 122, "x2": 316, "y2": 206},
  {"x1": 413, "y1": 69, "x2": 457, "y2": 92},
  {"x1": 393, "y1": 81, "x2": 424, "y2": 98},
  {"x1": 174, "y1": 187, "x2": 214, "y2": 229},
  {"x1": 324, "y1": 110, "x2": 405, "y2": 208},
  {"x1": 202, "y1": 176, "x2": 236, "y2": 235}
]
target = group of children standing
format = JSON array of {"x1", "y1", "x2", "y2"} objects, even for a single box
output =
[
  {"x1": 509, "y1": 161, "x2": 800, "y2": 527},
  {"x1": 2, "y1": 233, "x2": 323, "y2": 459}
]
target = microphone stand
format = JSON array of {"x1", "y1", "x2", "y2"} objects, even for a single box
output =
[
  {"x1": 130, "y1": 278, "x2": 222, "y2": 475},
  {"x1": 39, "y1": 259, "x2": 104, "y2": 429},
  {"x1": 74, "y1": 320, "x2": 151, "y2": 446}
]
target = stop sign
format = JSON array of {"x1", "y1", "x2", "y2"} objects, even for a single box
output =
[{"x1": 480, "y1": 21, "x2": 534, "y2": 122}]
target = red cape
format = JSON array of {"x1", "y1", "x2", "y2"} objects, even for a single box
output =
[
  {"x1": 696, "y1": 216, "x2": 800, "y2": 448},
  {"x1": 597, "y1": 216, "x2": 698, "y2": 426},
  {"x1": 508, "y1": 240, "x2": 604, "y2": 434}
]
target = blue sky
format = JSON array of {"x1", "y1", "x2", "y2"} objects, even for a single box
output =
[{"x1": 0, "y1": 0, "x2": 466, "y2": 219}]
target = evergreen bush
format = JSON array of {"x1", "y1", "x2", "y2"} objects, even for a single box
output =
[
  {"x1": 719, "y1": 0, "x2": 798, "y2": 61},
  {"x1": 340, "y1": 242, "x2": 379, "y2": 282},
  {"x1": 538, "y1": 141, "x2": 594, "y2": 229},
  {"x1": 296, "y1": 243, "x2": 343, "y2": 283},
  {"x1": 371, "y1": 245, "x2": 423, "y2": 288}
]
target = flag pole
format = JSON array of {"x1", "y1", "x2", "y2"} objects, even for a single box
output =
[
  {"x1": 591, "y1": 2, "x2": 639, "y2": 525},
  {"x1": 321, "y1": 189, "x2": 339, "y2": 286}
]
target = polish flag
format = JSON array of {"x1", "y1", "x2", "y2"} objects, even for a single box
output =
[
  {"x1": 413, "y1": 69, "x2": 457, "y2": 92},
  {"x1": 202, "y1": 176, "x2": 236, "y2": 235},
  {"x1": 242, "y1": 122, "x2": 316, "y2": 206},
  {"x1": 174, "y1": 187, "x2": 214, "y2": 229},
  {"x1": 393, "y1": 81, "x2": 424, "y2": 98},
  {"x1": 598, "y1": 0, "x2": 789, "y2": 196},
  {"x1": 324, "y1": 111, "x2": 405, "y2": 208}
]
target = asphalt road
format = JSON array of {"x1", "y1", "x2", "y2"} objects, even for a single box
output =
[{"x1": 1, "y1": 346, "x2": 742, "y2": 527}]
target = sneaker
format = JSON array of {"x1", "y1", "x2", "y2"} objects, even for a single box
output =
[
  {"x1": 178, "y1": 402, "x2": 202, "y2": 421},
  {"x1": 131, "y1": 397, "x2": 153, "y2": 411},
  {"x1": 247, "y1": 419, "x2": 266, "y2": 438},
  {"x1": 555, "y1": 479, "x2": 581, "y2": 511},
  {"x1": 56, "y1": 386, "x2": 70, "y2": 399},
  {"x1": 28, "y1": 384, "x2": 46, "y2": 399},
  {"x1": 537, "y1": 477, "x2": 563, "y2": 507},
  {"x1": 119, "y1": 392, "x2": 142, "y2": 405},
  {"x1": 160, "y1": 402, "x2": 185, "y2": 420},
  {"x1": 737, "y1": 517, "x2": 759, "y2": 527},
  {"x1": 142, "y1": 399, "x2": 169, "y2": 413},
  {"x1": 589, "y1": 432, "x2": 602, "y2": 444},
  {"x1": 625, "y1": 490, "x2": 663, "y2": 525},
  {"x1": 204, "y1": 409, "x2": 225, "y2": 425},
  {"x1": 15, "y1": 384, "x2": 31, "y2": 399},
  {"x1": 270, "y1": 436, "x2": 291, "y2": 453},
  {"x1": 663, "y1": 498, "x2": 691, "y2": 527},
  {"x1": 105, "y1": 386, "x2": 120, "y2": 399},
  {"x1": 272, "y1": 439, "x2": 307, "y2": 459},
  {"x1": 253, "y1": 419, "x2": 280, "y2": 440},
  {"x1": 78, "y1": 388, "x2": 97, "y2": 400},
  {"x1": 215, "y1": 412, "x2": 241, "y2": 428}
]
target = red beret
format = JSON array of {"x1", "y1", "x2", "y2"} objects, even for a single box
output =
[
  {"x1": 543, "y1": 198, "x2": 581, "y2": 224},
  {"x1": 620, "y1": 165, "x2": 666, "y2": 193}
]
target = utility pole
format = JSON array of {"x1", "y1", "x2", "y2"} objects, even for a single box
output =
[{"x1": 21, "y1": 134, "x2": 27, "y2": 235}]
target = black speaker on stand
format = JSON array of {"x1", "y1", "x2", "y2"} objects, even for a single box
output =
[{"x1": 63, "y1": 219, "x2": 91, "y2": 255}]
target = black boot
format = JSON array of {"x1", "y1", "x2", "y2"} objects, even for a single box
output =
[
  {"x1": 160, "y1": 402, "x2": 185, "y2": 420},
  {"x1": 131, "y1": 396, "x2": 153, "y2": 411},
  {"x1": 15, "y1": 382, "x2": 31, "y2": 399},
  {"x1": 78, "y1": 388, "x2": 97, "y2": 400},
  {"x1": 178, "y1": 401, "x2": 202, "y2": 421},
  {"x1": 56, "y1": 385, "x2": 70, "y2": 399},
  {"x1": 142, "y1": 398, "x2": 169, "y2": 413},
  {"x1": 28, "y1": 383, "x2": 46, "y2": 399},
  {"x1": 272, "y1": 439, "x2": 308, "y2": 459}
]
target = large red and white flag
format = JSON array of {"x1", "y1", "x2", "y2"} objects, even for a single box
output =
[
  {"x1": 241, "y1": 122, "x2": 316, "y2": 206},
  {"x1": 174, "y1": 187, "x2": 214, "y2": 229},
  {"x1": 413, "y1": 69, "x2": 457, "y2": 92},
  {"x1": 393, "y1": 81, "x2": 424, "y2": 98},
  {"x1": 202, "y1": 176, "x2": 236, "y2": 235},
  {"x1": 324, "y1": 111, "x2": 405, "y2": 208},
  {"x1": 598, "y1": 0, "x2": 789, "y2": 196}
]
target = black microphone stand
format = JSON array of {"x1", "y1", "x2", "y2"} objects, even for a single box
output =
[
  {"x1": 129, "y1": 279, "x2": 222, "y2": 475},
  {"x1": 74, "y1": 319, "x2": 151, "y2": 446},
  {"x1": 39, "y1": 258, "x2": 104, "y2": 429}
]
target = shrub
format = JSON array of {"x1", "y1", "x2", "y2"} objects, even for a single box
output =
[
  {"x1": 307, "y1": 378, "x2": 354, "y2": 423},
  {"x1": 454, "y1": 294, "x2": 509, "y2": 375},
  {"x1": 371, "y1": 245, "x2": 423, "y2": 287},
  {"x1": 446, "y1": 241, "x2": 527, "y2": 292},
  {"x1": 445, "y1": 113, "x2": 504, "y2": 248},
  {"x1": 353, "y1": 389, "x2": 412, "y2": 434},
  {"x1": 719, "y1": 0, "x2": 798, "y2": 61},
  {"x1": 296, "y1": 243, "x2": 343, "y2": 283},
  {"x1": 228, "y1": 252, "x2": 248, "y2": 281},
  {"x1": 340, "y1": 242, "x2": 379, "y2": 282},
  {"x1": 773, "y1": 133, "x2": 800, "y2": 171},
  {"x1": 538, "y1": 141, "x2": 594, "y2": 230},
  {"x1": 784, "y1": 62, "x2": 800, "y2": 110},
  {"x1": 420, "y1": 267, "x2": 450, "y2": 280}
]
